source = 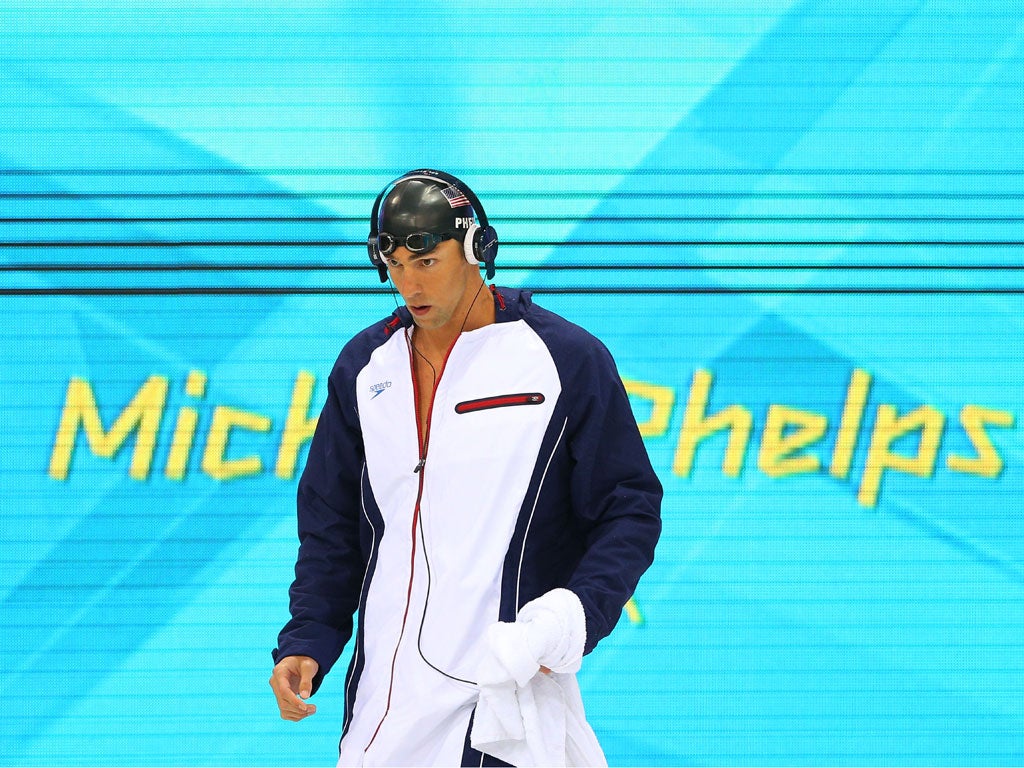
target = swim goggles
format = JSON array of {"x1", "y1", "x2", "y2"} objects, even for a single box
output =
[{"x1": 375, "y1": 231, "x2": 458, "y2": 257}]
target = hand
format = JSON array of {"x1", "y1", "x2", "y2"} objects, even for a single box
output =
[{"x1": 269, "y1": 655, "x2": 319, "y2": 721}]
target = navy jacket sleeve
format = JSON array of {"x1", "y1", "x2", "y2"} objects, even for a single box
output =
[
  {"x1": 272, "y1": 354, "x2": 367, "y2": 693},
  {"x1": 563, "y1": 336, "x2": 663, "y2": 653}
]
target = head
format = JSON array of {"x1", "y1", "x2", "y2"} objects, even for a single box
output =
[{"x1": 367, "y1": 169, "x2": 498, "y2": 284}]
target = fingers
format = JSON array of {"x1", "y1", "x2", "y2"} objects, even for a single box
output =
[
  {"x1": 271, "y1": 679, "x2": 316, "y2": 721},
  {"x1": 290, "y1": 702, "x2": 317, "y2": 721},
  {"x1": 278, "y1": 693, "x2": 317, "y2": 722},
  {"x1": 298, "y1": 656, "x2": 317, "y2": 700},
  {"x1": 269, "y1": 656, "x2": 320, "y2": 721}
]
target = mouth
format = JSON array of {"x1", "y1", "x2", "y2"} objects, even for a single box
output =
[{"x1": 408, "y1": 305, "x2": 431, "y2": 317}]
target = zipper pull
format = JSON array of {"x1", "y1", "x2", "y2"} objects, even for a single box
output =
[{"x1": 413, "y1": 458, "x2": 425, "y2": 473}]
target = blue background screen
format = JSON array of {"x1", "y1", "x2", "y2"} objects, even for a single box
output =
[{"x1": 2, "y1": 1, "x2": 1022, "y2": 764}]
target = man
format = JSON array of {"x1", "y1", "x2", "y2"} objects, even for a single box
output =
[{"x1": 270, "y1": 169, "x2": 662, "y2": 766}]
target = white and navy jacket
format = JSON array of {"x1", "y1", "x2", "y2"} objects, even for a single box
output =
[{"x1": 274, "y1": 287, "x2": 662, "y2": 767}]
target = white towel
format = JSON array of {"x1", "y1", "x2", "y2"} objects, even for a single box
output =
[{"x1": 470, "y1": 589, "x2": 607, "y2": 767}]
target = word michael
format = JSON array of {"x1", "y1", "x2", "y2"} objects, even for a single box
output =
[{"x1": 49, "y1": 370, "x2": 318, "y2": 482}]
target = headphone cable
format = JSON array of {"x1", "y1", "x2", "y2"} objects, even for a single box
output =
[{"x1": 411, "y1": 276, "x2": 488, "y2": 687}]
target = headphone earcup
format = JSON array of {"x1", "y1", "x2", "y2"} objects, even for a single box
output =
[
  {"x1": 367, "y1": 237, "x2": 382, "y2": 268},
  {"x1": 473, "y1": 225, "x2": 498, "y2": 280},
  {"x1": 475, "y1": 225, "x2": 498, "y2": 262},
  {"x1": 367, "y1": 236, "x2": 388, "y2": 282},
  {"x1": 463, "y1": 223, "x2": 480, "y2": 265}
]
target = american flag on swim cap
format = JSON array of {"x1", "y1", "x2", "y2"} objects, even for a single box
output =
[{"x1": 441, "y1": 185, "x2": 471, "y2": 208}]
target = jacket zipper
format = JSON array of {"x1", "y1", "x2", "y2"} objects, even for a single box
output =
[{"x1": 364, "y1": 328, "x2": 459, "y2": 753}]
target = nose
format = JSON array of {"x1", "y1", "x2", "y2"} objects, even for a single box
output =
[{"x1": 390, "y1": 266, "x2": 420, "y2": 302}]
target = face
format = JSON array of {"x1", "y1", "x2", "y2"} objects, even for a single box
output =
[{"x1": 385, "y1": 238, "x2": 479, "y2": 332}]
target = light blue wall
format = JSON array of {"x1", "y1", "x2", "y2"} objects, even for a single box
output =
[{"x1": 1, "y1": 1, "x2": 1022, "y2": 764}]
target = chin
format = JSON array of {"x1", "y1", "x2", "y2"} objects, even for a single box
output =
[{"x1": 412, "y1": 314, "x2": 441, "y2": 329}]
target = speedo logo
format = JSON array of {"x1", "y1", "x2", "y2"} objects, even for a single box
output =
[{"x1": 369, "y1": 381, "x2": 392, "y2": 399}]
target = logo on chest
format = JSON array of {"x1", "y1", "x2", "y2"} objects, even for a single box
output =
[{"x1": 369, "y1": 381, "x2": 392, "y2": 399}]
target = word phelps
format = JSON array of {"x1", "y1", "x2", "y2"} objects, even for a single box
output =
[
  {"x1": 624, "y1": 369, "x2": 1013, "y2": 507},
  {"x1": 48, "y1": 369, "x2": 1013, "y2": 507}
]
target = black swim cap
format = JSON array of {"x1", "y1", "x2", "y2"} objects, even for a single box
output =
[{"x1": 378, "y1": 177, "x2": 477, "y2": 237}]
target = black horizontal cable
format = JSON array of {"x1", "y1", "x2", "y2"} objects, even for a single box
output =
[
  {"x1": 19, "y1": 79, "x2": 1021, "y2": 87},
  {"x1": 2, "y1": 192, "x2": 1023, "y2": 199},
  {"x1": 2, "y1": 216, "x2": 1024, "y2": 223},
  {"x1": 3, "y1": 263, "x2": 1023, "y2": 272},
  {"x1": 2, "y1": 168, "x2": 1023, "y2": 175},
  {"x1": 2, "y1": 240, "x2": 1022, "y2": 248},
  {"x1": 0, "y1": 216, "x2": 365, "y2": 223},
  {"x1": 3, "y1": 287, "x2": 1022, "y2": 296}
]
